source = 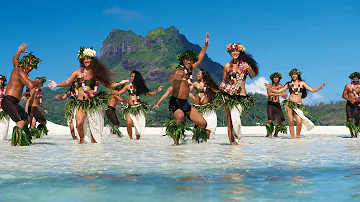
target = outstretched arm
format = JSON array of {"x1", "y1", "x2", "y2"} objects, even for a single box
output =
[
  {"x1": 13, "y1": 43, "x2": 27, "y2": 67},
  {"x1": 48, "y1": 70, "x2": 78, "y2": 88},
  {"x1": 147, "y1": 86, "x2": 163, "y2": 96},
  {"x1": 152, "y1": 86, "x2": 172, "y2": 109},
  {"x1": 303, "y1": 82, "x2": 326, "y2": 93},
  {"x1": 116, "y1": 84, "x2": 130, "y2": 95},
  {"x1": 265, "y1": 83, "x2": 289, "y2": 93},
  {"x1": 192, "y1": 33, "x2": 209, "y2": 69},
  {"x1": 107, "y1": 79, "x2": 129, "y2": 89},
  {"x1": 114, "y1": 94, "x2": 127, "y2": 103},
  {"x1": 54, "y1": 91, "x2": 70, "y2": 101}
]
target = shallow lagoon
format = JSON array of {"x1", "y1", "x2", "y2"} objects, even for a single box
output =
[{"x1": 1, "y1": 128, "x2": 360, "y2": 201}]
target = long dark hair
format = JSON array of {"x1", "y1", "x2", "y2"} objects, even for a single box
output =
[
  {"x1": 0, "y1": 75, "x2": 6, "y2": 87},
  {"x1": 80, "y1": 58, "x2": 112, "y2": 87},
  {"x1": 200, "y1": 69, "x2": 218, "y2": 101},
  {"x1": 132, "y1": 71, "x2": 150, "y2": 96},
  {"x1": 239, "y1": 52, "x2": 259, "y2": 77},
  {"x1": 287, "y1": 75, "x2": 308, "y2": 99}
]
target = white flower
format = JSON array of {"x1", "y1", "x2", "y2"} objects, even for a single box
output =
[{"x1": 83, "y1": 48, "x2": 96, "y2": 58}]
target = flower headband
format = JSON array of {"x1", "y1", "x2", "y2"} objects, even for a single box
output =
[
  {"x1": 177, "y1": 50, "x2": 199, "y2": 63},
  {"x1": 269, "y1": 72, "x2": 282, "y2": 80},
  {"x1": 77, "y1": 47, "x2": 96, "y2": 59},
  {"x1": 40, "y1": 76, "x2": 47, "y2": 83},
  {"x1": 288, "y1": 68, "x2": 302, "y2": 76},
  {"x1": 226, "y1": 43, "x2": 246, "y2": 53},
  {"x1": 349, "y1": 72, "x2": 360, "y2": 79},
  {"x1": 0, "y1": 75, "x2": 7, "y2": 83},
  {"x1": 18, "y1": 52, "x2": 42, "y2": 69}
]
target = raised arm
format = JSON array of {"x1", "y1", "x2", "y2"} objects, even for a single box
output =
[
  {"x1": 147, "y1": 86, "x2": 163, "y2": 96},
  {"x1": 48, "y1": 70, "x2": 79, "y2": 88},
  {"x1": 192, "y1": 33, "x2": 209, "y2": 69},
  {"x1": 13, "y1": 43, "x2": 27, "y2": 67},
  {"x1": 303, "y1": 82, "x2": 326, "y2": 93},
  {"x1": 152, "y1": 86, "x2": 172, "y2": 109},
  {"x1": 116, "y1": 84, "x2": 130, "y2": 95}
]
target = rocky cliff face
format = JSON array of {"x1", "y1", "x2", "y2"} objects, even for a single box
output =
[{"x1": 99, "y1": 26, "x2": 223, "y2": 81}]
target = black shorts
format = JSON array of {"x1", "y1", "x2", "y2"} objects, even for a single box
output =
[
  {"x1": 1, "y1": 95, "x2": 28, "y2": 122},
  {"x1": 169, "y1": 96, "x2": 191, "y2": 114},
  {"x1": 28, "y1": 106, "x2": 46, "y2": 123},
  {"x1": 106, "y1": 106, "x2": 120, "y2": 126}
]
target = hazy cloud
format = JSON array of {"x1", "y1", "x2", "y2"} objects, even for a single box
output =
[
  {"x1": 103, "y1": 6, "x2": 142, "y2": 20},
  {"x1": 245, "y1": 76, "x2": 269, "y2": 95},
  {"x1": 303, "y1": 93, "x2": 325, "y2": 105}
]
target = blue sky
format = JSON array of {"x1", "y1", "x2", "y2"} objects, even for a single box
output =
[{"x1": 1, "y1": 0, "x2": 359, "y2": 104}]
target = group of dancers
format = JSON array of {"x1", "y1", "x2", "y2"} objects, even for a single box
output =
[{"x1": 1, "y1": 33, "x2": 358, "y2": 146}]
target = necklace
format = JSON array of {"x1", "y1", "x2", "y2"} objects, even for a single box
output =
[
  {"x1": 0, "y1": 87, "x2": 4, "y2": 106},
  {"x1": 351, "y1": 82, "x2": 360, "y2": 100},
  {"x1": 290, "y1": 80, "x2": 301, "y2": 95},
  {"x1": 80, "y1": 68, "x2": 98, "y2": 97},
  {"x1": 178, "y1": 65, "x2": 193, "y2": 86},
  {"x1": 129, "y1": 83, "x2": 141, "y2": 105},
  {"x1": 197, "y1": 81, "x2": 207, "y2": 102}
]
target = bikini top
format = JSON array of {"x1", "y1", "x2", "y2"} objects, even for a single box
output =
[
  {"x1": 287, "y1": 81, "x2": 303, "y2": 95},
  {"x1": 76, "y1": 78, "x2": 96, "y2": 89}
]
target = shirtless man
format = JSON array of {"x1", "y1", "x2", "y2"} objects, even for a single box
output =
[
  {"x1": 266, "y1": 72, "x2": 287, "y2": 137},
  {"x1": 168, "y1": 33, "x2": 209, "y2": 144},
  {"x1": 25, "y1": 77, "x2": 48, "y2": 137},
  {"x1": 1, "y1": 43, "x2": 41, "y2": 146},
  {"x1": 106, "y1": 85, "x2": 128, "y2": 137},
  {"x1": 342, "y1": 72, "x2": 360, "y2": 138}
]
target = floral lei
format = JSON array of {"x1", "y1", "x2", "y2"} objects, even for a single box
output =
[
  {"x1": 177, "y1": 65, "x2": 193, "y2": 86},
  {"x1": 80, "y1": 68, "x2": 99, "y2": 97},
  {"x1": 129, "y1": 83, "x2": 141, "y2": 105},
  {"x1": 270, "y1": 83, "x2": 280, "y2": 101},
  {"x1": 220, "y1": 60, "x2": 246, "y2": 95},
  {"x1": 196, "y1": 82, "x2": 207, "y2": 102},
  {"x1": 351, "y1": 81, "x2": 360, "y2": 100},
  {"x1": 35, "y1": 87, "x2": 43, "y2": 104},
  {"x1": 289, "y1": 80, "x2": 301, "y2": 95}
]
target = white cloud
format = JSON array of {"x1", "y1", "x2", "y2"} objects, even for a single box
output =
[
  {"x1": 245, "y1": 76, "x2": 269, "y2": 95},
  {"x1": 302, "y1": 93, "x2": 325, "y2": 105},
  {"x1": 103, "y1": 6, "x2": 142, "y2": 20}
]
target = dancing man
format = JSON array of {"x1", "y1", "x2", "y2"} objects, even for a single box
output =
[
  {"x1": 1, "y1": 43, "x2": 41, "y2": 146},
  {"x1": 25, "y1": 76, "x2": 48, "y2": 137},
  {"x1": 48, "y1": 47, "x2": 126, "y2": 144},
  {"x1": 342, "y1": 72, "x2": 360, "y2": 138},
  {"x1": 190, "y1": 69, "x2": 220, "y2": 140},
  {"x1": 0, "y1": 75, "x2": 10, "y2": 140},
  {"x1": 166, "y1": 33, "x2": 209, "y2": 145},
  {"x1": 116, "y1": 71, "x2": 163, "y2": 139},
  {"x1": 54, "y1": 80, "x2": 78, "y2": 140},
  {"x1": 219, "y1": 43, "x2": 258, "y2": 145},
  {"x1": 266, "y1": 72, "x2": 287, "y2": 137},
  {"x1": 265, "y1": 68, "x2": 326, "y2": 139},
  {"x1": 106, "y1": 84, "x2": 128, "y2": 137}
]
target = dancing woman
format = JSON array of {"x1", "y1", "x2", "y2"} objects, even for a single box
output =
[
  {"x1": 265, "y1": 68, "x2": 326, "y2": 139},
  {"x1": 2, "y1": 43, "x2": 41, "y2": 146},
  {"x1": 54, "y1": 80, "x2": 78, "y2": 140},
  {"x1": 190, "y1": 69, "x2": 220, "y2": 139},
  {"x1": 116, "y1": 71, "x2": 163, "y2": 139},
  {"x1": 265, "y1": 72, "x2": 287, "y2": 137},
  {"x1": 0, "y1": 75, "x2": 10, "y2": 140},
  {"x1": 219, "y1": 43, "x2": 258, "y2": 145},
  {"x1": 342, "y1": 72, "x2": 360, "y2": 138},
  {"x1": 25, "y1": 76, "x2": 49, "y2": 137},
  {"x1": 48, "y1": 47, "x2": 126, "y2": 144}
]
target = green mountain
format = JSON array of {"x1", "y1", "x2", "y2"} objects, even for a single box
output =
[{"x1": 39, "y1": 26, "x2": 347, "y2": 128}]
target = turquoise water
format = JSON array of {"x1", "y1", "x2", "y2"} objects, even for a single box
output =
[{"x1": 1, "y1": 132, "x2": 360, "y2": 201}]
